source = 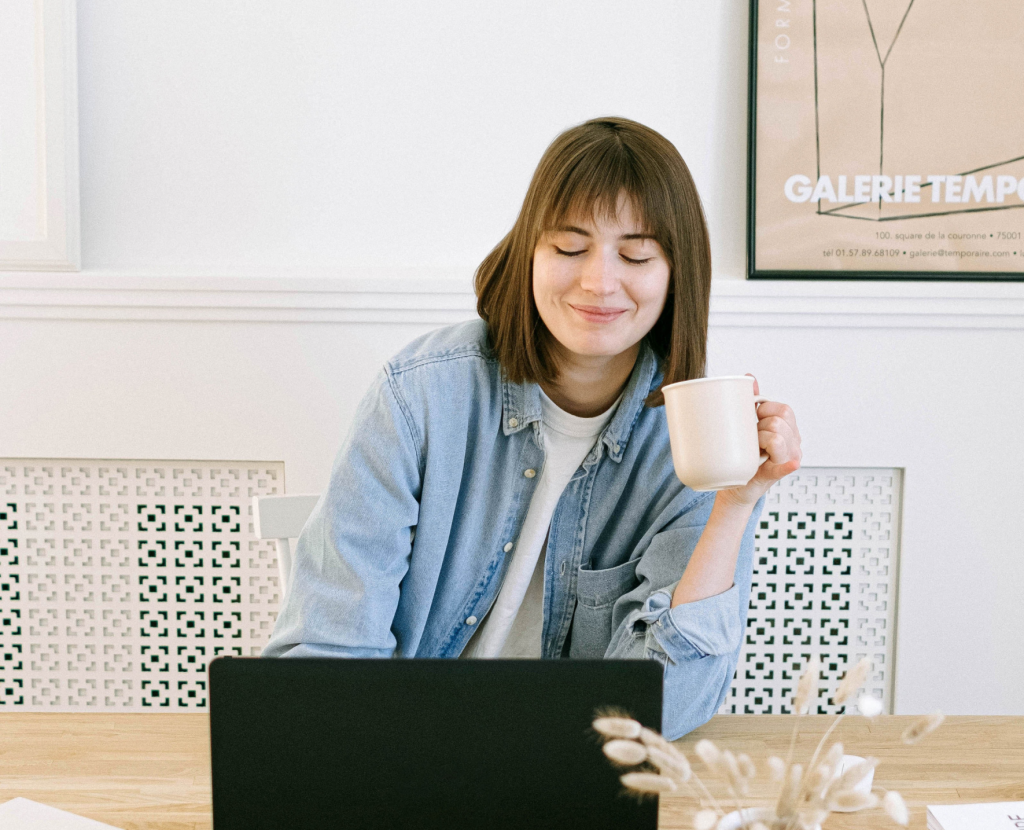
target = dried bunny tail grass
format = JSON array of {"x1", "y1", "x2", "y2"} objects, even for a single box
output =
[
  {"x1": 647, "y1": 745, "x2": 692, "y2": 782},
  {"x1": 767, "y1": 756, "x2": 787, "y2": 782},
  {"x1": 603, "y1": 739, "x2": 648, "y2": 767},
  {"x1": 857, "y1": 693, "x2": 884, "y2": 718},
  {"x1": 828, "y1": 790, "x2": 878, "y2": 812},
  {"x1": 638, "y1": 726, "x2": 674, "y2": 753},
  {"x1": 721, "y1": 750, "x2": 750, "y2": 797},
  {"x1": 722, "y1": 750, "x2": 741, "y2": 781},
  {"x1": 749, "y1": 824, "x2": 771, "y2": 830},
  {"x1": 620, "y1": 772, "x2": 677, "y2": 794},
  {"x1": 775, "y1": 763, "x2": 803, "y2": 818},
  {"x1": 593, "y1": 715, "x2": 642, "y2": 740},
  {"x1": 793, "y1": 656, "x2": 821, "y2": 714},
  {"x1": 824, "y1": 741, "x2": 844, "y2": 768},
  {"x1": 798, "y1": 807, "x2": 831, "y2": 829},
  {"x1": 883, "y1": 790, "x2": 910, "y2": 826},
  {"x1": 694, "y1": 739, "x2": 723, "y2": 773},
  {"x1": 636, "y1": 727, "x2": 694, "y2": 783},
  {"x1": 834, "y1": 657, "x2": 871, "y2": 706},
  {"x1": 901, "y1": 711, "x2": 945, "y2": 745},
  {"x1": 737, "y1": 753, "x2": 756, "y2": 780},
  {"x1": 824, "y1": 756, "x2": 877, "y2": 799},
  {"x1": 805, "y1": 762, "x2": 833, "y2": 796},
  {"x1": 693, "y1": 809, "x2": 718, "y2": 830}
]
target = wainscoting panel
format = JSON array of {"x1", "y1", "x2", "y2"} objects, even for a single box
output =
[
  {"x1": 0, "y1": 459, "x2": 284, "y2": 710},
  {"x1": 720, "y1": 468, "x2": 902, "y2": 715}
]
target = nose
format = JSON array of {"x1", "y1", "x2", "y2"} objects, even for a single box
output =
[{"x1": 578, "y1": 249, "x2": 620, "y2": 297}]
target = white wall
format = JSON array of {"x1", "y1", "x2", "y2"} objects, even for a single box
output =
[
  {"x1": 1, "y1": 0, "x2": 1022, "y2": 716},
  {"x1": 75, "y1": 0, "x2": 750, "y2": 278}
]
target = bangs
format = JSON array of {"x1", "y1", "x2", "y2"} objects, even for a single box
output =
[{"x1": 541, "y1": 139, "x2": 665, "y2": 244}]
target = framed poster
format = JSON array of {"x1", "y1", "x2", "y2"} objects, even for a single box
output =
[{"x1": 748, "y1": 0, "x2": 1024, "y2": 281}]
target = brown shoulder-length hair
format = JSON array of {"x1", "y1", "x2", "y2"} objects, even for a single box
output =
[{"x1": 474, "y1": 116, "x2": 711, "y2": 407}]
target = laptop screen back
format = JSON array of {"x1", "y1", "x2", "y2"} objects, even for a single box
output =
[{"x1": 210, "y1": 657, "x2": 663, "y2": 830}]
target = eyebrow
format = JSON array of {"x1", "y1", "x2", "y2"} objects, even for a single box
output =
[{"x1": 554, "y1": 225, "x2": 656, "y2": 241}]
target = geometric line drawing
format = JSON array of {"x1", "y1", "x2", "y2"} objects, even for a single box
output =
[
  {"x1": 0, "y1": 459, "x2": 284, "y2": 710},
  {"x1": 719, "y1": 468, "x2": 902, "y2": 715},
  {"x1": 812, "y1": 0, "x2": 1024, "y2": 223}
]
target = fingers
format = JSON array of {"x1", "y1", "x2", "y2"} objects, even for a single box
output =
[
  {"x1": 756, "y1": 404, "x2": 803, "y2": 475},
  {"x1": 758, "y1": 427, "x2": 802, "y2": 474},
  {"x1": 754, "y1": 400, "x2": 801, "y2": 442}
]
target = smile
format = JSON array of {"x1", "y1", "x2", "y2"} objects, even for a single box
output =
[{"x1": 569, "y1": 304, "x2": 628, "y2": 323}]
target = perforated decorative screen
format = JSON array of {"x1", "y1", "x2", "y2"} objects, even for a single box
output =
[
  {"x1": 719, "y1": 468, "x2": 902, "y2": 716},
  {"x1": 0, "y1": 459, "x2": 284, "y2": 710},
  {"x1": 1, "y1": 459, "x2": 899, "y2": 714}
]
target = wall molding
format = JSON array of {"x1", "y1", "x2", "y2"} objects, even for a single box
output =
[{"x1": 1, "y1": 270, "x2": 1023, "y2": 327}]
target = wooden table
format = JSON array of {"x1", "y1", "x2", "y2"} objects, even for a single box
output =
[{"x1": 0, "y1": 714, "x2": 1021, "y2": 829}]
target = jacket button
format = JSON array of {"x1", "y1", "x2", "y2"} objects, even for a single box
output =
[
  {"x1": 560, "y1": 561, "x2": 566, "y2": 575},
  {"x1": 524, "y1": 469, "x2": 536, "y2": 478},
  {"x1": 465, "y1": 616, "x2": 478, "y2": 625},
  {"x1": 503, "y1": 542, "x2": 513, "y2": 553},
  {"x1": 508, "y1": 418, "x2": 519, "y2": 428}
]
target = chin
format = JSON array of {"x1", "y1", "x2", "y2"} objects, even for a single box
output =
[{"x1": 559, "y1": 332, "x2": 634, "y2": 359}]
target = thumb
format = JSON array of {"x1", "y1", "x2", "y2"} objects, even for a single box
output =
[{"x1": 745, "y1": 372, "x2": 760, "y2": 396}]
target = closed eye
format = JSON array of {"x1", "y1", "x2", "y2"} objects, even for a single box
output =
[
  {"x1": 554, "y1": 246, "x2": 586, "y2": 257},
  {"x1": 622, "y1": 255, "x2": 654, "y2": 264}
]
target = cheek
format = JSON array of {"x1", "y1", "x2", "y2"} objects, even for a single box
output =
[
  {"x1": 532, "y1": 253, "x2": 571, "y2": 306},
  {"x1": 633, "y1": 268, "x2": 671, "y2": 317}
]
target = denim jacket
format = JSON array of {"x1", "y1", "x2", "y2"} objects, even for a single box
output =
[{"x1": 264, "y1": 319, "x2": 765, "y2": 739}]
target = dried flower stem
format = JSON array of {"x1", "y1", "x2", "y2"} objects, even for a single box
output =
[
  {"x1": 687, "y1": 768, "x2": 726, "y2": 817},
  {"x1": 782, "y1": 713, "x2": 845, "y2": 830},
  {"x1": 648, "y1": 754, "x2": 722, "y2": 816},
  {"x1": 782, "y1": 654, "x2": 820, "y2": 806},
  {"x1": 783, "y1": 716, "x2": 802, "y2": 770},
  {"x1": 720, "y1": 751, "x2": 747, "y2": 818},
  {"x1": 640, "y1": 732, "x2": 724, "y2": 817}
]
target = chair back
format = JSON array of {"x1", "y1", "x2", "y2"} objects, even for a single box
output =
[{"x1": 252, "y1": 494, "x2": 320, "y2": 597}]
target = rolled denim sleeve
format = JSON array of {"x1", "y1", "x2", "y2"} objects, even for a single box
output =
[
  {"x1": 262, "y1": 367, "x2": 422, "y2": 659},
  {"x1": 606, "y1": 493, "x2": 765, "y2": 740}
]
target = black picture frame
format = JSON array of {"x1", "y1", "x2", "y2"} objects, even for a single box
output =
[{"x1": 746, "y1": 0, "x2": 1024, "y2": 282}]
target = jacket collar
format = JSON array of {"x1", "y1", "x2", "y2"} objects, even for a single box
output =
[{"x1": 501, "y1": 340, "x2": 660, "y2": 463}]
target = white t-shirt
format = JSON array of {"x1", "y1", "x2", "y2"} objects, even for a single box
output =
[{"x1": 461, "y1": 387, "x2": 619, "y2": 659}]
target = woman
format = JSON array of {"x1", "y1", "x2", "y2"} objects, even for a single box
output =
[{"x1": 264, "y1": 117, "x2": 802, "y2": 738}]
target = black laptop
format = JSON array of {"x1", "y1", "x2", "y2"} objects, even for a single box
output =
[{"x1": 209, "y1": 657, "x2": 663, "y2": 829}]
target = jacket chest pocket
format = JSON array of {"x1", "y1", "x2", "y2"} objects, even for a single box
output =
[{"x1": 569, "y1": 558, "x2": 639, "y2": 659}]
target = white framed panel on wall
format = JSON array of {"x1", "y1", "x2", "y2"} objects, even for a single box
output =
[{"x1": 0, "y1": 0, "x2": 80, "y2": 271}]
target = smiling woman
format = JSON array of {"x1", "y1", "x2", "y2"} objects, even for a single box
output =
[{"x1": 264, "y1": 117, "x2": 802, "y2": 739}]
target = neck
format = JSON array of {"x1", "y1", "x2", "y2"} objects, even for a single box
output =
[{"x1": 539, "y1": 342, "x2": 640, "y2": 418}]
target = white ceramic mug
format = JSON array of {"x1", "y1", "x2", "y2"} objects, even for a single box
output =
[
  {"x1": 662, "y1": 375, "x2": 768, "y2": 491},
  {"x1": 829, "y1": 754, "x2": 875, "y2": 811}
]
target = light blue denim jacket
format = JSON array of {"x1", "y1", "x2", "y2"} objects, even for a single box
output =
[{"x1": 264, "y1": 319, "x2": 764, "y2": 739}]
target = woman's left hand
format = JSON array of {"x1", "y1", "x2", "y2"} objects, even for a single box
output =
[{"x1": 718, "y1": 374, "x2": 803, "y2": 507}]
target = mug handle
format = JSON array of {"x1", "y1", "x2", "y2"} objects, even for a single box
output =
[{"x1": 754, "y1": 395, "x2": 770, "y2": 465}]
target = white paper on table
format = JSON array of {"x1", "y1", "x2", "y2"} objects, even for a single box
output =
[
  {"x1": 0, "y1": 798, "x2": 121, "y2": 829},
  {"x1": 927, "y1": 801, "x2": 1024, "y2": 830}
]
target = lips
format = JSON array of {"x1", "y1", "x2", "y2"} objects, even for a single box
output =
[{"x1": 570, "y1": 304, "x2": 628, "y2": 323}]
